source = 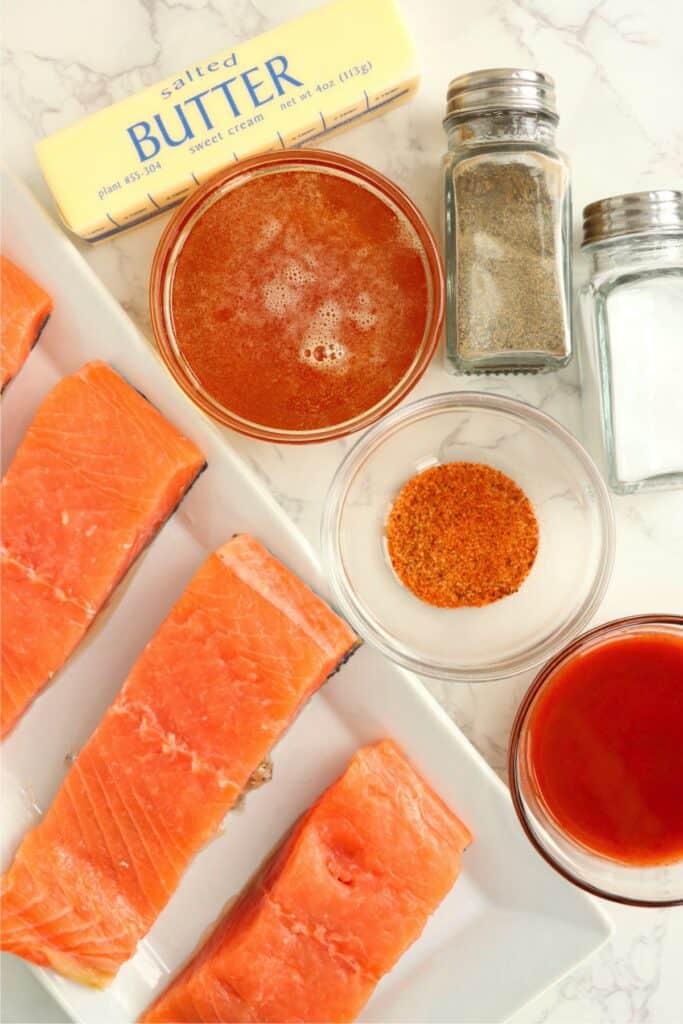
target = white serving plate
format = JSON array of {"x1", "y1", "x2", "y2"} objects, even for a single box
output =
[{"x1": 0, "y1": 167, "x2": 612, "y2": 1024}]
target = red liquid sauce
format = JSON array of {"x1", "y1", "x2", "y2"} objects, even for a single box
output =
[
  {"x1": 170, "y1": 169, "x2": 430, "y2": 432},
  {"x1": 528, "y1": 631, "x2": 683, "y2": 866}
]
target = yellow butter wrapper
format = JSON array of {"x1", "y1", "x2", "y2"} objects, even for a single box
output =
[{"x1": 35, "y1": 0, "x2": 419, "y2": 242}]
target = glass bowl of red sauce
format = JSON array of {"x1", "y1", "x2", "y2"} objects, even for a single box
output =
[
  {"x1": 510, "y1": 615, "x2": 683, "y2": 906},
  {"x1": 149, "y1": 150, "x2": 444, "y2": 443}
]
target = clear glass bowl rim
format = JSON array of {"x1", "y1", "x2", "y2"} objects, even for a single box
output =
[
  {"x1": 149, "y1": 149, "x2": 445, "y2": 444},
  {"x1": 508, "y1": 613, "x2": 683, "y2": 907},
  {"x1": 321, "y1": 390, "x2": 615, "y2": 681}
]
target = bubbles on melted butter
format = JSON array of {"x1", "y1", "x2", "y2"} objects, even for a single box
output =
[
  {"x1": 310, "y1": 300, "x2": 341, "y2": 331},
  {"x1": 255, "y1": 216, "x2": 282, "y2": 251},
  {"x1": 263, "y1": 280, "x2": 297, "y2": 315},
  {"x1": 348, "y1": 292, "x2": 378, "y2": 331},
  {"x1": 252, "y1": 185, "x2": 418, "y2": 378},
  {"x1": 395, "y1": 216, "x2": 423, "y2": 253},
  {"x1": 300, "y1": 340, "x2": 348, "y2": 370},
  {"x1": 262, "y1": 259, "x2": 315, "y2": 316},
  {"x1": 299, "y1": 302, "x2": 348, "y2": 373},
  {"x1": 283, "y1": 259, "x2": 315, "y2": 288}
]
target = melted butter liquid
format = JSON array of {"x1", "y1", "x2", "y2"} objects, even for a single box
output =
[{"x1": 170, "y1": 168, "x2": 430, "y2": 432}]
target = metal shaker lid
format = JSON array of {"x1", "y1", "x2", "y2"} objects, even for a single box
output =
[
  {"x1": 444, "y1": 69, "x2": 558, "y2": 125},
  {"x1": 582, "y1": 189, "x2": 683, "y2": 246}
]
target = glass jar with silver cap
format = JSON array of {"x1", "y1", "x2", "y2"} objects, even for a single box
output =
[
  {"x1": 442, "y1": 68, "x2": 572, "y2": 374},
  {"x1": 579, "y1": 190, "x2": 683, "y2": 494}
]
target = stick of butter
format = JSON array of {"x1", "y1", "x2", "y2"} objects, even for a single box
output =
[{"x1": 35, "y1": 0, "x2": 419, "y2": 243}]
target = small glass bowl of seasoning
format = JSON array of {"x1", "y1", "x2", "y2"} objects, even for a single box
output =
[
  {"x1": 509, "y1": 615, "x2": 683, "y2": 906},
  {"x1": 150, "y1": 149, "x2": 444, "y2": 443},
  {"x1": 321, "y1": 392, "x2": 614, "y2": 681}
]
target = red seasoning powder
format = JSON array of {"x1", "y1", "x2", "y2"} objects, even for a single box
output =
[
  {"x1": 170, "y1": 167, "x2": 430, "y2": 433},
  {"x1": 386, "y1": 462, "x2": 539, "y2": 608}
]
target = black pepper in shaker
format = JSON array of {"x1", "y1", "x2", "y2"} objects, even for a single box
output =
[{"x1": 442, "y1": 69, "x2": 573, "y2": 373}]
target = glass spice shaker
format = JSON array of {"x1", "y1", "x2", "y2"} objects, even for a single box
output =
[
  {"x1": 442, "y1": 69, "x2": 572, "y2": 373},
  {"x1": 579, "y1": 190, "x2": 683, "y2": 494}
]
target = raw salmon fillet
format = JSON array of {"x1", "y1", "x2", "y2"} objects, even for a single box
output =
[
  {"x1": 1, "y1": 255, "x2": 53, "y2": 390},
  {"x1": 142, "y1": 739, "x2": 472, "y2": 1024},
  {"x1": 0, "y1": 360, "x2": 205, "y2": 737},
  {"x1": 1, "y1": 535, "x2": 358, "y2": 987}
]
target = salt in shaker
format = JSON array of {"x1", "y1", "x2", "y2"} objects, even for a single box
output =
[{"x1": 579, "y1": 189, "x2": 683, "y2": 493}]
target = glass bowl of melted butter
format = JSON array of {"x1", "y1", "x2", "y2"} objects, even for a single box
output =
[{"x1": 150, "y1": 149, "x2": 444, "y2": 443}]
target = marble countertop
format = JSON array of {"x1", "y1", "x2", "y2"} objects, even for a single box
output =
[{"x1": 3, "y1": 0, "x2": 682, "y2": 1021}]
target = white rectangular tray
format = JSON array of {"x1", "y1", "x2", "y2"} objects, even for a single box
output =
[{"x1": 0, "y1": 167, "x2": 612, "y2": 1024}]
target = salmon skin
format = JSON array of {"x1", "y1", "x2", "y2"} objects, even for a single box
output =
[
  {"x1": 0, "y1": 535, "x2": 358, "y2": 987},
  {"x1": 0, "y1": 360, "x2": 205, "y2": 737},
  {"x1": 142, "y1": 740, "x2": 472, "y2": 1024},
  {"x1": 0, "y1": 255, "x2": 53, "y2": 390}
]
